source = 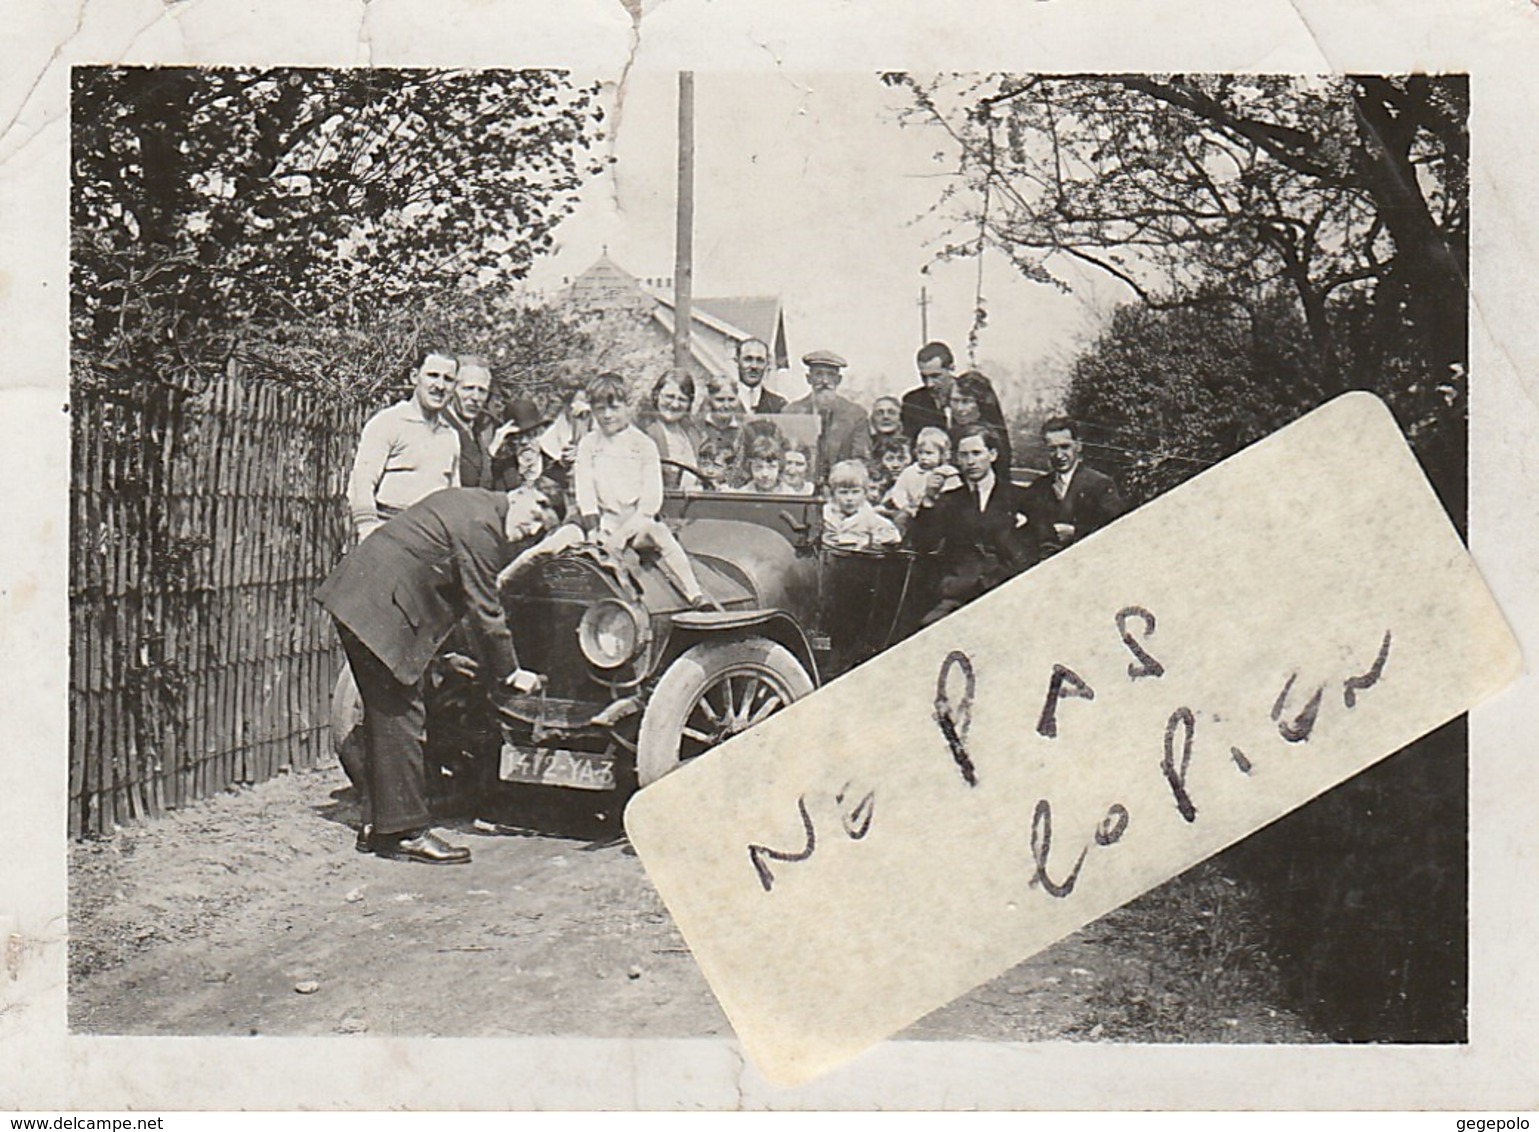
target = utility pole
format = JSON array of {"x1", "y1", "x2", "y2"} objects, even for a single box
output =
[
  {"x1": 673, "y1": 71, "x2": 695, "y2": 374},
  {"x1": 918, "y1": 284, "x2": 930, "y2": 344}
]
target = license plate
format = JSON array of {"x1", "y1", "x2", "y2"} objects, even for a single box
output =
[{"x1": 499, "y1": 744, "x2": 617, "y2": 791}]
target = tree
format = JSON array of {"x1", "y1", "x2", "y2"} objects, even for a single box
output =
[
  {"x1": 234, "y1": 288, "x2": 675, "y2": 420},
  {"x1": 1062, "y1": 288, "x2": 1464, "y2": 525},
  {"x1": 1062, "y1": 295, "x2": 1327, "y2": 502},
  {"x1": 72, "y1": 67, "x2": 605, "y2": 389},
  {"x1": 885, "y1": 74, "x2": 1468, "y2": 380}
]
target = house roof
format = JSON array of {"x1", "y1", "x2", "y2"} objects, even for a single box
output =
[
  {"x1": 693, "y1": 296, "x2": 783, "y2": 348},
  {"x1": 645, "y1": 291, "x2": 754, "y2": 340},
  {"x1": 647, "y1": 291, "x2": 788, "y2": 368},
  {"x1": 647, "y1": 305, "x2": 736, "y2": 377},
  {"x1": 565, "y1": 253, "x2": 789, "y2": 366}
]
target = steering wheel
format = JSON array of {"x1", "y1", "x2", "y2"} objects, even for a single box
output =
[{"x1": 660, "y1": 456, "x2": 712, "y2": 484}]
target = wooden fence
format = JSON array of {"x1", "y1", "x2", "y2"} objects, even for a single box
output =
[{"x1": 69, "y1": 374, "x2": 369, "y2": 837}]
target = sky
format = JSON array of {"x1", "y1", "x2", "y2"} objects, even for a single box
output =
[{"x1": 521, "y1": 71, "x2": 1127, "y2": 409}]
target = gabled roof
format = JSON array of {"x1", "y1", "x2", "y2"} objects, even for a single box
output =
[
  {"x1": 647, "y1": 290, "x2": 788, "y2": 369},
  {"x1": 563, "y1": 253, "x2": 789, "y2": 368},
  {"x1": 646, "y1": 290, "x2": 757, "y2": 342},
  {"x1": 693, "y1": 296, "x2": 783, "y2": 349},
  {"x1": 646, "y1": 305, "x2": 736, "y2": 377}
]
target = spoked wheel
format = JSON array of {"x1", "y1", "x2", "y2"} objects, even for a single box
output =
[{"x1": 635, "y1": 638, "x2": 814, "y2": 787}]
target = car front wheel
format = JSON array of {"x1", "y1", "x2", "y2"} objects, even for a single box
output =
[{"x1": 635, "y1": 638, "x2": 814, "y2": 787}]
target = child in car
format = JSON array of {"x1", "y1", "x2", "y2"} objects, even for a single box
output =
[
  {"x1": 885, "y1": 426, "x2": 961, "y2": 522},
  {"x1": 822, "y1": 460, "x2": 901, "y2": 551},
  {"x1": 501, "y1": 373, "x2": 716, "y2": 609},
  {"x1": 779, "y1": 443, "x2": 815, "y2": 495},
  {"x1": 869, "y1": 434, "x2": 912, "y2": 512},
  {"x1": 695, "y1": 435, "x2": 734, "y2": 490},
  {"x1": 874, "y1": 435, "x2": 912, "y2": 492},
  {"x1": 735, "y1": 434, "x2": 786, "y2": 493},
  {"x1": 864, "y1": 468, "x2": 887, "y2": 507}
]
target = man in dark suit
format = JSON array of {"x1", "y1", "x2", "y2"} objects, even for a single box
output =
[
  {"x1": 900, "y1": 340, "x2": 955, "y2": 443},
  {"x1": 316, "y1": 486, "x2": 552, "y2": 864},
  {"x1": 1022, "y1": 416, "x2": 1127, "y2": 557},
  {"x1": 734, "y1": 337, "x2": 788, "y2": 415},
  {"x1": 909, "y1": 422, "x2": 1037, "y2": 625}
]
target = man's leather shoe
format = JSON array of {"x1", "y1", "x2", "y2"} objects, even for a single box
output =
[{"x1": 376, "y1": 829, "x2": 471, "y2": 865}]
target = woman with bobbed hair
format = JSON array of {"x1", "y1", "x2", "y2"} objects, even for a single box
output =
[
  {"x1": 949, "y1": 369, "x2": 1012, "y2": 476},
  {"x1": 644, "y1": 370, "x2": 703, "y2": 490}
]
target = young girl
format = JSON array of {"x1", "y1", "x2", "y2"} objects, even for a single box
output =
[
  {"x1": 885, "y1": 426, "x2": 962, "y2": 520},
  {"x1": 695, "y1": 435, "x2": 734, "y2": 490},
  {"x1": 778, "y1": 443, "x2": 815, "y2": 496},
  {"x1": 822, "y1": 460, "x2": 901, "y2": 551},
  {"x1": 734, "y1": 433, "x2": 786, "y2": 493}
]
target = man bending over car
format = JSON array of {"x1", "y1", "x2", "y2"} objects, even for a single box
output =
[{"x1": 316, "y1": 485, "x2": 553, "y2": 865}]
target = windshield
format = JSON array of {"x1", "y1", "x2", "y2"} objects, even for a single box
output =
[{"x1": 653, "y1": 410, "x2": 825, "y2": 496}]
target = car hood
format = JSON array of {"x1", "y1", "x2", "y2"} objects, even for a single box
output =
[{"x1": 669, "y1": 517, "x2": 815, "y2": 616}]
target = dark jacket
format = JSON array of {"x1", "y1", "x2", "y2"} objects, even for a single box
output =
[
  {"x1": 1021, "y1": 464, "x2": 1126, "y2": 554},
  {"x1": 447, "y1": 411, "x2": 495, "y2": 489},
  {"x1": 786, "y1": 392, "x2": 871, "y2": 473},
  {"x1": 909, "y1": 476, "x2": 1037, "y2": 585},
  {"x1": 900, "y1": 386, "x2": 948, "y2": 443},
  {"x1": 316, "y1": 488, "x2": 516, "y2": 686},
  {"x1": 752, "y1": 387, "x2": 789, "y2": 415}
]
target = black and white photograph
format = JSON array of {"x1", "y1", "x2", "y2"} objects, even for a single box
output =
[
  {"x1": 63, "y1": 62, "x2": 1472, "y2": 1035},
  {"x1": 5, "y1": 0, "x2": 1539, "y2": 1114}
]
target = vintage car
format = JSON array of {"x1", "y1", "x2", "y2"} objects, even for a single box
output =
[
  {"x1": 406, "y1": 412, "x2": 933, "y2": 799},
  {"x1": 329, "y1": 414, "x2": 938, "y2": 803}
]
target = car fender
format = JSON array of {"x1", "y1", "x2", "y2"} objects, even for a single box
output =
[{"x1": 661, "y1": 608, "x2": 820, "y2": 687}]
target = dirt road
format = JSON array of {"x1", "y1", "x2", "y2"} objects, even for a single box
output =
[{"x1": 70, "y1": 765, "x2": 1316, "y2": 1043}]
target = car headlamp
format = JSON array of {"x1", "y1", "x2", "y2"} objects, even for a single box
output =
[{"x1": 577, "y1": 599, "x2": 644, "y2": 670}]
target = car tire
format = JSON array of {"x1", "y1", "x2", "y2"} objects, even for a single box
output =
[{"x1": 635, "y1": 637, "x2": 815, "y2": 787}]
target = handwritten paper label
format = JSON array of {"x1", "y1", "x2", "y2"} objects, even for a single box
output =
[{"x1": 623, "y1": 393, "x2": 1520, "y2": 1086}]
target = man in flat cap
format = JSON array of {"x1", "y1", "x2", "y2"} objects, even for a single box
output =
[{"x1": 787, "y1": 349, "x2": 871, "y2": 483}]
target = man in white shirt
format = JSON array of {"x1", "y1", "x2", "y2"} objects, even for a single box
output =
[
  {"x1": 346, "y1": 348, "x2": 462, "y2": 540},
  {"x1": 735, "y1": 337, "x2": 787, "y2": 415},
  {"x1": 336, "y1": 345, "x2": 463, "y2": 846}
]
